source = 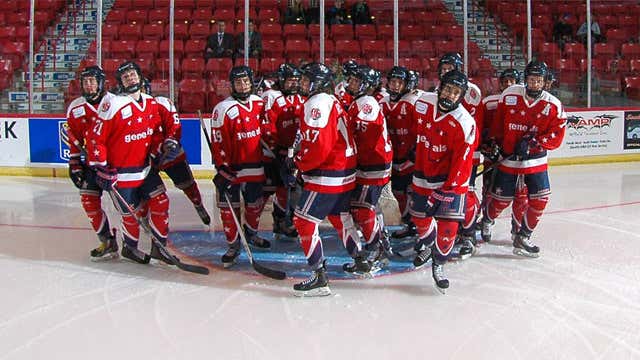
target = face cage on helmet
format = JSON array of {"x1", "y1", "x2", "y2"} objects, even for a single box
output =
[
  {"x1": 281, "y1": 76, "x2": 300, "y2": 96},
  {"x1": 80, "y1": 75, "x2": 104, "y2": 103}
]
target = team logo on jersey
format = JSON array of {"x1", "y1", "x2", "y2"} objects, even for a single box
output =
[
  {"x1": 470, "y1": 88, "x2": 478, "y2": 99},
  {"x1": 58, "y1": 121, "x2": 71, "y2": 161},
  {"x1": 100, "y1": 102, "x2": 110, "y2": 112},
  {"x1": 72, "y1": 106, "x2": 85, "y2": 119},
  {"x1": 310, "y1": 108, "x2": 321, "y2": 120},
  {"x1": 212, "y1": 110, "x2": 219, "y2": 120},
  {"x1": 362, "y1": 103, "x2": 373, "y2": 115}
]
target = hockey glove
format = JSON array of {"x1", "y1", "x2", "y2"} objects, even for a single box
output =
[
  {"x1": 68, "y1": 157, "x2": 85, "y2": 189},
  {"x1": 514, "y1": 134, "x2": 537, "y2": 160},
  {"x1": 425, "y1": 189, "x2": 456, "y2": 217},
  {"x1": 480, "y1": 138, "x2": 501, "y2": 162},
  {"x1": 157, "y1": 138, "x2": 183, "y2": 170},
  {"x1": 213, "y1": 165, "x2": 237, "y2": 192},
  {"x1": 94, "y1": 165, "x2": 118, "y2": 191}
]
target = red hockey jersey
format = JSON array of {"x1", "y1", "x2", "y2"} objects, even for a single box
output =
[
  {"x1": 335, "y1": 81, "x2": 354, "y2": 110},
  {"x1": 462, "y1": 81, "x2": 484, "y2": 165},
  {"x1": 480, "y1": 93, "x2": 501, "y2": 144},
  {"x1": 496, "y1": 85, "x2": 566, "y2": 174},
  {"x1": 210, "y1": 95, "x2": 266, "y2": 183},
  {"x1": 155, "y1": 96, "x2": 182, "y2": 141},
  {"x1": 66, "y1": 94, "x2": 113, "y2": 158},
  {"x1": 265, "y1": 94, "x2": 305, "y2": 148},
  {"x1": 87, "y1": 93, "x2": 163, "y2": 188},
  {"x1": 412, "y1": 92, "x2": 476, "y2": 195},
  {"x1": 348, "y1": 94, "x2": 392, "y2": 185},
  {"x1": 380, "y1": 91, "x2": 419, "y2": 176},
  {"x1": 295, "y1": 93, "x2": 356, "y2": 194}
]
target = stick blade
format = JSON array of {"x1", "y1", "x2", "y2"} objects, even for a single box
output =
[{"x1": 253, "y1": 262, "x2": 287, "y2": 280}]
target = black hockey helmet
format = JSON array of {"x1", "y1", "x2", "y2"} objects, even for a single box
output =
[
  {"x1": 342, "y1": 59, "x2": 359, "y2": 78},
  {"x1": 347, "y1": 64, "x2": 379, "y2": 97},
  {"x1": 79, "y1": 65, "x2": 105, "y2": 103},
  {"x1": 387, "y1": 66, "x2": 409, "y2": 101},
  {"x1": 229, "y1": 65, "x2": 254, "y2": 101},
  {"x1": 141, "y1": 77, "x2": 152, "y2": 95},
  {"x1": 407, "y1": 70, "x2": 420, "y2": 92},
  {"x1": 278, "y1": 63, "x2": 302, "y2": 95},
  {"x1": 116, "y1": 61, "x2": 143, "y2": 94},
  {"x1": 438, "y1": 52, "x2": 463, "y2": 79},
  {"x1": 437, "y1": 69, "x2": 468, "y2": 112},
  {"x1": 500, "y1": 68, "x2": 521, "y2": 83},
  {"x1": 299, "y1": 62, "x2": 335, "y2": 97},
  {"x1": 524, "y1": 60, "x2": 548, "y2": 99}
]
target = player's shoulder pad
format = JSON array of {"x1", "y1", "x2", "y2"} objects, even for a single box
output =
[
  {"x1": 303, "y1": 93, "x2": 333, "y2": 128},
  {"x1": 154, "y1": 96, "x2": 176, "y2": 112},
  {"x1": 97, "y1": 93, "x2": 134, "y2": 121},
  {"x1": 449, "y1": 106, "x2": 476, "y2": 144},
  {"x1": 401, "y1": 91, "x2": 419, "y2": 105},
  {"x1": 355, "y1": 95, "x2": 381, "y2": 121},
  {"x1": 500, "y1": 84, "x2": 525, "y2": 106},
  {"x1": 465, "y1": 82, "x2": 482, "y2": 106},
  {"x1": 414, "y1": 92, "x2": 438, "y2": 114},
  {"x1": 275, "y1": 94, "x2": 287, "y2": 108},
  {"x1": 66, "y1": 97, "x2": 87, "y2": 118},
  {"x1": 540, "y1": 91, "x2": 566, "y2": 119},
  {"x1": 211, "y1": 96, "x2": 238, "y2": 128}
]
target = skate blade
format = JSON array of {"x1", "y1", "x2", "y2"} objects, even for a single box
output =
[
  {"x1": 90, "y1": 253, "x2": 119, "y2": 262},
  {"x1": 512, "y1": 248, "x2": 540, "y2": 258},
  {"x1": 293, "y1": 286, "x2": 332, "y2": 297},
  {"x1": 222, "y1": 261, "x2": 236, "y2": 269},
  {"x1": 274, "y1": 234, "x2": 299, "y2": 242},
  {"x1": 433, "y1": 283, "x2": 447, "y2": 295}
]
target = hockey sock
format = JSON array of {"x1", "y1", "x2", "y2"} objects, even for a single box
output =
[
  {"x1": 392, "y1": 191, "x2": 410, "y2": 221},
  {"x1": 147, "y1": 192, "x2": 169, "y2": 244},
  {"x1": 293, "y1": 215, "x2": 324, "y2": 269},
  {"x1": 272, "y1": 187, "x2": 288, "y2": 219},
  {"x1": 523, "y1": 196, "x2": 549, "y2": 232},
  {"x1": 483, "y1": 195, "x2": 511, "y2": 222},
  {"x1": 244, "y1": 197, "x2": 265, "y2": 232},
  {"x1": 121, "y1": 213, "x2": 140, "y2": 248},
  {"x1": 182, "y1": 183, "x2": 204, "y2": 206},
  {"x1": 328, "y1": 213, "x2": 362, "y2": 257},
  {"x1": 80, "y1": 193, "x2": 109, "y2": 235},
  {"x1": 351, "y1": 207, "x2": 379, "y2": 246},
  {"x1": 433, "y1": 220, "x2": 458, "y2": 263},
  {"x1": 219, "y1": 207, "x2": 240, "y2": 245},
  {"x1": 413, "y1": 216, "x2": 436, "y2": 248},
  {"x1": 461, "y1": 190, "x2": 479, "y2": 234}
]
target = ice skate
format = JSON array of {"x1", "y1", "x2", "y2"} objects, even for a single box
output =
[
  {"x1": 244, "y1": 225, "x2": 271, "y2": 250},
  {"x1": 273, "y1": 218, "x2": 298, "y2": 240},
  {"x1": 413, "y1": 246, "x2": 432, "y2": 268},
  {"x1": 391, "y1": 222, "x2": 417, "y2": 239},
  {"x1": 512, "y1": 232, "x2": 540, "y2": 258},
  {"x1": 150, "y1": 241, "x2": 178, "y2": 265},
  {"x1": 431, "y1": 262, "x2": 449, "y2": 294},
  {"x1": 294, "y1": 263, "x2": 331, "y2": 297},
  {"x1": 194, "y1": 203, "x2": 211, "y2": 225},
  {"x1": 221, "y1": 245, "x2": 241, "y2": 268},
  {"x1": 90, "y1": 230, "x2": 119, "y2": 262},
  {"x1": 457, "y1": 234, "x2": 477, "y2": 260},
  {"x1": 121, "y1": 244, "x2": 151, "y2": 264},
  {"x1": 342, "y1": 255, "x2": 372, "y2": 275},
  {"x1": 480, "y1": 218, "x2": 494, "y2": 243}
]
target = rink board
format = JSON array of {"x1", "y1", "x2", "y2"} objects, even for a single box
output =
[{"x1": 0, "y1": 107, "x2": 640, "y2": 172}]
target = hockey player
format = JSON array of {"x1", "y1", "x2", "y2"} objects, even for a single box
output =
[
  {"x1": 262, "y1": 64, "x2": 305, "y2": 238},
  {"x1": 411, "y1": 69, "x2": 476, "y2": 293},
  {"x1": 66, "y1": 66, "x2": 118, "y2": 260},
  {"x1": 479, "y1": 68, "x2": 523, "y2": 241},
  {"x1": 380, "y1": 66, "x2": 420, "y2": 239},
  {"x1": 436, "y1": 52, "x2": 484, "y2": 259},
  {"x1": 407, "y1": 70, "x2": 424, "y2": 97},
  {"x1": 344, "y1": 65, "x2": 393, "y2": 270},
  {"x1": 86, "y1": 61, "x2": 172, "y2": 265},
  {"x1": 288, "y1": 63, "x2": 362, "y2": 296},
  {"x1": 210, "y1": 66, "x2": 271, "y2": 268},
  {"x1": 480, "y1": 60, "x2": 566, "y2": 257},
  {"x1": 140, "y1": 79, "x2": 211, "y2": 226},
  {"x1": 335, "y1": 59, "x2": 358, "y2": 109}
]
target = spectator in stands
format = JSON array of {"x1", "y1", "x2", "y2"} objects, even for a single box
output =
[
  {"x1": 552, "y1": 14, "x2": 573, "y2": 52},
  {"x1": 235, "y1": 20, "x2": 262, "y2": 58},
  {"x1": 351, "y1": 0, "x2": 372, "y2": 25},
  {"x1": 576, "y1": 15, "x2": 602, "y2": 46},
  {"x1": 205, "y1": 20, "x2": 235, "y2": 60},
  {"x1": 284, "y1": 0, "x2": 306, "y2": 24},
  {"x1": 328, "y1": 0, "x2": 351, "y2": 25}
]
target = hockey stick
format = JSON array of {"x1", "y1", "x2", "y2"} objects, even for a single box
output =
[
  {"x1": 475, "y1": 154, "x2": 515, "y2": 177},
  {"x1": 108, "y1": 186, "x2": 210, "y2": 275},
  {"x1": 198, "y1": 112, "x2": 287, "y2": 280},
  {"x1": 223, "y1": 192, "x2": 286, "y2": 280}
]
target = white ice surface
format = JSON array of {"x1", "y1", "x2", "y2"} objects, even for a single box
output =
[{"x1": 1, "y1": 163, "x2": 640, "y2": 360}]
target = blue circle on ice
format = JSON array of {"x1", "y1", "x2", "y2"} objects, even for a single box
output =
[{"x1": 169, "y1": 226, "x2": 423, "y2": 279}]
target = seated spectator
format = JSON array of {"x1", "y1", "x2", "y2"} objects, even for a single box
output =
[
  {"x1": 284, "y1": 0, "x2": 306, "y2": 24},
  {"x1": 576, "y1": 15, "x2": 602, "y2": 45},
  {"x1": 235, "y1": 20, "x2": 262, "y2": 58},
  {"x1": 351, "y1": 0, "x2": 372, "y2": 25},
  {"x1": 552, "y1": 14, "x2": 573, "y2": 52},
  {"x1": 205, "y1": 20, "x2": 235, "y2": 60},
  {"x1": 328, "y1": 0, "x2": 351, "y2": 25}
]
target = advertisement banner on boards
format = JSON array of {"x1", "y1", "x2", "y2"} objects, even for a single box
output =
[
  {"x1": 552, "y1": 110, "x2": 624, "y2": 158},
  {"x1": 0, "y1": 118, "x2": 29, "y2": 166},
  {"x1": 27, "y1": 117, "x2": 203, "y2": 166}
]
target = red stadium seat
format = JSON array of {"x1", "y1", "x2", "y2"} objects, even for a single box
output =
[
  {"x1": 621, "y1": 43, "x2": 640, "y2": 59},
  {"x1": 262, "y1": 39, "x2": 284, "y2": 58},
  {"x1": 311, "y1": 40, "x2": 336, "y2": 58},
  {"x1": 385, "y1": 39, "x2": 412, "y2": 57},
  {"x1": 286, "y1": 39, "x2": 311, "y2": 61},
  {"x1": 134, "y1": 58, "x2": 154, "y2": 78},
  {"x1": 171, "y1": 22, "x2": 190, "y2": 41},
  {"x1": 118, "y1": 24, "x2": 142, "y2": 41},
  {"x1": 206, "y1": 58, "x2": 233, "y2": 79},
  {"x1": 174, "y1": 8, "x2": 193, "y2": 24},
  {"x1": 105, "y1": 9, "x2": 126, "y2": 24},
  {"x1": 308, "y1": 24, "x2": 330, "y2": 41},
  {"x1": 377, "y1": 25, "x2": 394, "y2": 40},
  {"x1": 538, "y1": 42, "x2": 561, "y2": 62},
  {"x1": 182, "y1": 58, "x2": 206, "y2": 78},
  {"x1": 258, "y1": 9, "x2": 280, "y2": 25},
  {"x1": 110, "y1": 40, "x2": 136, "y2": 58},
  {"x1": 594, "y1": 43, "x2": 617, "y2": 58},
  {"x1": 0, "y1": 26, "x2": 16, "y2": 42},
  {"x1": 192, "y1": 8, "x2": 213, "y2": 23},
  {"x1": 631, "y1": 59, "x2": 640, "y2": 75},
  {"x1": 148, "y1": 9, "x2": 169, "y2": 24},
  {"x1": 411, "y1": 39, "x2": 434, "y2": 57},
  {"x1": 179, "y1": 78, "x2": 207, "y2": 113},
  {"x1": 360, "y1": 40, "x2": 387, "y2": 57},
  {"x1": 564, "y1": 42, "x2": 585, "y2": 60},
  {"x1": 136, "y1": 40, "x2": 159, "y2": 58},
  {"x1": 331, "y1": 24, "x2": 354, "y2": 40},
  {"x1": 159, "y1": 39, "x2": 184, "y2": 59},
  {"x1": 101, "y1": 23, "x2": 119, "y2": 40},
  {"x1": 335, "y1": 40, "x2": 361, "y2": 60},
  {"x1": 213, "y1": 9, "x2": 235, "y2": 23},
  {"x1": 150, "y1": 78, "x2": 170, "y2": 97},
  {"x1": 260, "y1": 23, "x2": 283, "y2": 41},
  {"x1": 184, "y1": 39, "x2": 206, "y2": 58},
  {"x1": 260, "y1": 57, "x2": 285, "y2": 74},
  {"x1": 354, "y1": 25, "x2": 377, "y2": 40},
  {"x1": 130, "y1": 0, "x2": 154, "y2": 9},
  {"x1": 624, "y1": 76, "x2": 640, "y2": 100},
  {"x1": 189, "y1": 23, "x2": 211, "y2": 40},
  {"x1": 402, "y1": 25, "x2": 425, "y2": 41},
  {"x1": 155, "y1": 58, "x2": 182, "y2": 80},
  {"x1": 142, "y1": 23, "x2": 164, "y2": 40},
  {"x1": 126, "y1": 9, "x2": 147, "y2": 24},
  {"x1": 283, "y1": 24, "x2": 307, "y2": 40}
]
